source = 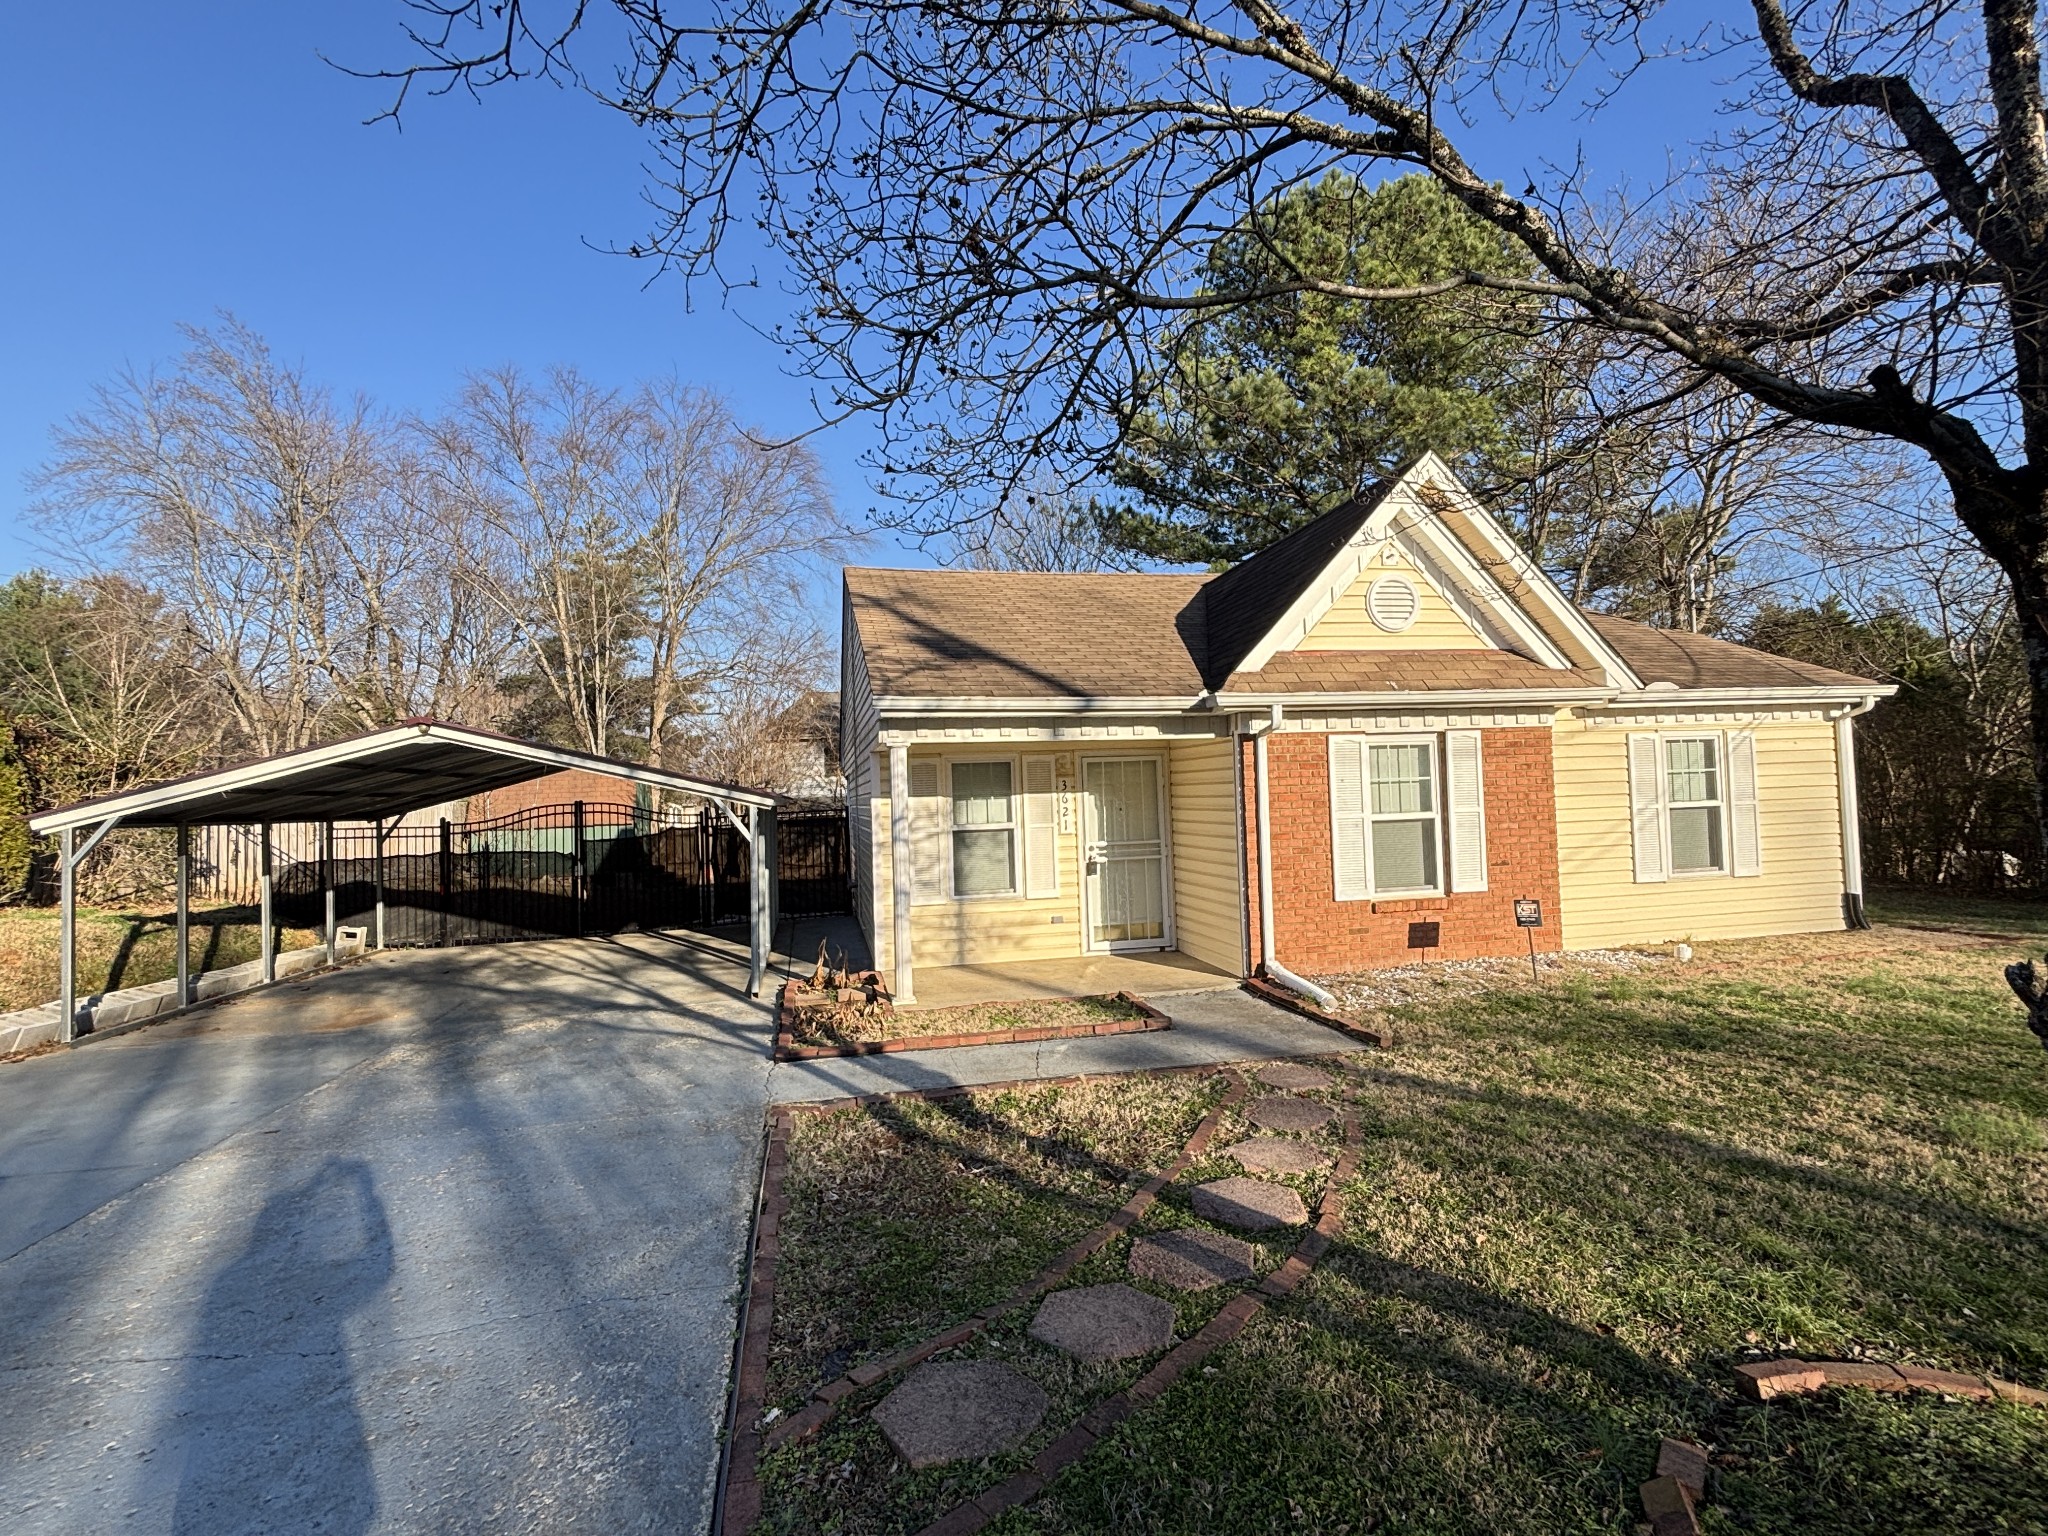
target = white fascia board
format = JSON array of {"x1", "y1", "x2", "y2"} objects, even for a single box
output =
[
  {"x1": 1233, "y1": 496, "x2": 1404, "y2": 677},
  {"x1": 1404, "y1": 451, "x2": 1642, "y2": 688},
  {"x1": 1390, "y1": 512, "x2": 1575, "y2": 669}
]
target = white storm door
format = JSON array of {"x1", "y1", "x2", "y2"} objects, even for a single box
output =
[{"x1": 1081, "y1": 756, "x2": 1170, "y2": 951}]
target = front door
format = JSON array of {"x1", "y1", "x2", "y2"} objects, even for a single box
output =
[{"x1": 1081, "y1": 756, "x2": 1171, "y2": 951}]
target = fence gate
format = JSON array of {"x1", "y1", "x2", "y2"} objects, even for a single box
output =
[{"x1": 265, "y1": 802, "x2": 850, "y2": 946}]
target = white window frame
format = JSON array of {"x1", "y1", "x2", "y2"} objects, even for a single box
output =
[
  {"x1": 947, "y1": 756, "x2": 1021, "y2": 900},
  {"x1": 1662, "y1": 732, "x2": 1729, "y2": 879},
  {"x1": 1331, "y1": 733, "x2": 1447, "y2": 900}
]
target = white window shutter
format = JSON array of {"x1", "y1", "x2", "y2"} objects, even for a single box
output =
[
  {"x1": 907, "y1": 759, "x2": 947, "y2": 904},
  {"x1": 1022, "y1": 754, "x2": 1059, "y2": 898},
  {"x1": 1445, "y1": 730, "x2": 1488, "y2": 892},
  {"x1": 1728, "y1": 730, "x2": 1762, "y2": 876},
  {"x1": 1329, "y1": 736, "x2": 1369, "y2": 901},
  {"x1": 1627, "y1": 733, "x2": 1668, "y2": 884}
]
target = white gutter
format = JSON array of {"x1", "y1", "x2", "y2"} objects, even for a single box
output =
[
  {"x1": 873, "y1": 694, "x2": 1205, "y2": 715},
  {"x1": 1250, "y1": 704, "x2": 1338, "y2": 1011},
  {"x1": 1595, "y1": 684, "x2": 1899, "y2": 711}
]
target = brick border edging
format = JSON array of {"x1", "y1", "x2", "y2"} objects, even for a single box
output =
[
  {"x1": 1242, "y1": 975, "x2": 1388, "y2": 1049},
  {"x1": 1736, "y1": 1356, "x2": 2048, "y2": 1408},
  {"x1": 910, "y1": 1098, "x2": 1369, "y2": 1536},
  {"x1": 717, "y1": 1107, "x2": 793, "y2": 1536},
  {"x1": 772, "y1": 988, "x2": 1172, "y2": 1062}
]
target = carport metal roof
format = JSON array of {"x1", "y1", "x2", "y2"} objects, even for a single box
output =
[
  {"x1": 27, "y1": 719, "x2": 775, "y2": 833},
  {"x1": 29, "y1": 721, "x2": 785, "y2": 1038}
]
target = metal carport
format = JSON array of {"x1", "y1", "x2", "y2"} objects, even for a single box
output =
[{"x1": 26, "y1": 719, "x2": 781, "y2": 1042}]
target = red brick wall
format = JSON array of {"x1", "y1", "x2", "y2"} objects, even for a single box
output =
[
  {"x1": 1246, "y1": 727, "x2": 1562, "y2": 973},
  {"x1": 465, "y1": 768, "x2": 645, "y2": 823}
]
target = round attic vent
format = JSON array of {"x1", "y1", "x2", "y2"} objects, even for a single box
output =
[{"x1": 1366, "y1": 574, "x2": 1420, "y2": 633}]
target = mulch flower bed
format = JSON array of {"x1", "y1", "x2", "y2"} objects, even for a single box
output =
[{"x1": 775, "y1": 989, "x2": 1168, "y2": 1061}]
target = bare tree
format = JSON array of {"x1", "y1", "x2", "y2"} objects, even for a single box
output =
[
  {"x1": 34, "y1": 319, "x2": 509, "y2": 752},
  {"x1": 946, "y1": 482, "x2": 1122, "y2": 572},
  {"x1": 371, "y1": 0, "x2": 2048, "y2": 852},
  {"x1": 425, "y1": 368, "x2": 848, "y2": 761}
]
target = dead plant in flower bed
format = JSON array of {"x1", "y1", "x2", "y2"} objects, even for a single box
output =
[
  {"x1": 787, "y1": 990, "x2": 1147, "y2": 1050},
  {"x1": 781, "y1": 941, "x2": 894, "y2": 1041},
  {"x1": 751, "y1": 907, "x2": 2048, "y2": 1534}
]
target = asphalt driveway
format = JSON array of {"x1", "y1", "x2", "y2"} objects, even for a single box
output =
[{"x1": 0, "y1": 931, "x2": 775, "y2": 1536}]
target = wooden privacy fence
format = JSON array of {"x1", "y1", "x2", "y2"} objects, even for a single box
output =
[{"x1": 190, "y1": 802, "x2": 851, "y2": 947}]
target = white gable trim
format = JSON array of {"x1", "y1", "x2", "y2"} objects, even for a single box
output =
[{"x1": 1230, "y1": 456, "x2": 1641, "y2": 689}]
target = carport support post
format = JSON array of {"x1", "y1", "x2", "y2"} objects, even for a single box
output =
[
  {"x1": 58, "y1": 826, "x2": 76, "y2": 1044},
  {"x1": 747, "y1": 805, "x2": 777, "y2": 998},
  {"x1": 323, "y1": 821, "x2": 337, "y2": 966},
  {"x1": 259, "y1": 822, "x2": 275, "y2": 983},
  {"x1": 175, "y1": 824, "x2": 192, "y2": 1008},
  {"x1": 373, "y1": 818, "x2": 386, "y2": 949}
]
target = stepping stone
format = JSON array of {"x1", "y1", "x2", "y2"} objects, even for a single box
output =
[
  {"x1": 871, "y1": 1359, "x2": 1049, "y2": 1468},
  {"x1": 1246, "y1": 1096, "x2": 1336, "y2": 1133},
  {"x1": 1029, "y1": 1283, "x2": 1175, "y2": 1361},
  {"x1": 1257, "y1": 1061, "x2": 1333, "y2": 1091},
  {"x1": 1191, "y1": 1176, "x2": 1310, "y2": 1231},
  {"x1": 1224, "y1": 1136, "x2": 1330, "y2": 1175},
  {"x1": 1128, "y1": 1228, "x2": 1257, "y2": 1291}
]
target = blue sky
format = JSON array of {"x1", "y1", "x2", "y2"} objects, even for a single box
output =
[{"x1": 2, "y1": 2, "x2": 1734, "y2": 584}]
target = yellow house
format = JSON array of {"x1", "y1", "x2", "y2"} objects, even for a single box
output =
[{"x1": 839, "y1": 456, "x2": 1894, "y2": 1003}]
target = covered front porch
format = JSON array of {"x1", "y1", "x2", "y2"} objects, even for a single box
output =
[{"x1": 902, "y1": 946, "x2": 1234, "y2": 1008}]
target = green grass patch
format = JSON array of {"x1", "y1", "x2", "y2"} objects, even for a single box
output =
[
  {"x1": 0, "y1": 905, "x2": 318, "y2": 1016},
  {"x1": 757, "y1": 906, "x2": 2048, "y2": 1534}
]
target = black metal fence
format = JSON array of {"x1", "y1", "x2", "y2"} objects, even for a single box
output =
[{"x1": 271, "y1": 802, "x2": 850, "y2": 947}]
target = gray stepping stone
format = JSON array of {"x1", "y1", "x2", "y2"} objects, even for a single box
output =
[
  {"x1": 1129, "y1": 1228, "x2": 1258, "y2": 1291},
  {"x1": 1246, "y1": 1096, "x2": 1336, "y2": 1133},
  {"x1": 1192, "y1": 1176, "x2": 1310, "y2": 1231},
  {"x1": 872, "y1": 1359, "x2": 1049, "y2": 1468},
  {"x1": 1224, "y1": 1136, "x2": 1330, "y2": 1175},
  {"x1": 1257, "y1": 1061, "x2": 1334, "y2": 1091},
  {"x1": 1029, "y1": 1283, "x2": 1175, "y2": 1361}
]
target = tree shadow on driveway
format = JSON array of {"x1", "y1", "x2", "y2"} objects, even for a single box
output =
[{"x1": 172, "y1": 1157, "x2": 392, "y2": 1536}]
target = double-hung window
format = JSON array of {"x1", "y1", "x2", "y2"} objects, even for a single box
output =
[
  {"x1": 950, "y1": 760, "x2": 1018, "y2": 897},
  {"x1": 1331, "y1": 733, "x2": 1485, "y2": 900},
  {"x1": 1368, "y1": 742, "x2": 1441, "y2": 893},
  {"x1": 1664, "y1": 736, "x2": 1725, "y2": 875}
]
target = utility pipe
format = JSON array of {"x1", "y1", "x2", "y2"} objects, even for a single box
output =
[
  {"x1": 1835, "y1": 698, "x2": 1880, "y2": 930},
  {"x1": 1251, "y1": 705, "x2": 1338, "y2": 1011}
]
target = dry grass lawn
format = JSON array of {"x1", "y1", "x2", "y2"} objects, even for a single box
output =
[
  {"x1": 752, "y1": 896, "x2": 2048, "y2": 1535},
  {"x1": 0, "y1": 905, "x2": 318, "y2": 1015}
]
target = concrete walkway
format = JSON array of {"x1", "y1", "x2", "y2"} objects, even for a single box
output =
[
  {"x1": 769, "y1": 985, "x2": 1354, "y2": 1104},
  {"x1": 0, "y1": 931, "x2": 774, "y2": 1536}
]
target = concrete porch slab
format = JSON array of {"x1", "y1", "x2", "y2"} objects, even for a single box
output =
[{"x1": 901, "y1": 948, "x2": 1234, "y2": 1008}]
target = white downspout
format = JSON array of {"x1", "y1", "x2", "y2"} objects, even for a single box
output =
[
  {"x1": 1836, "y1": 698, "x2": 1878, "y2": 929},
  {"x1": 1252, "y1": 705, "x2": 1338, "y2": 1011}
]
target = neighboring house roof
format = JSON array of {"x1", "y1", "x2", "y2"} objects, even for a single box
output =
[
  {"x1": 844, "y1": 460, "x2": 1883, "y2": 706},
  {"x1": 1581, "y1": 611, "x2": 1874, "y2": 692}
]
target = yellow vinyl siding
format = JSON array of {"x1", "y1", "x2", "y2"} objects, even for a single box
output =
[
  {"x1": 1298, "y1": 545, "x2": 1491, "y2": 651},
  {"x1": 1169, "y1": 737, "x2": 1244, "y2": 974},
  {"x1": 1553, "y1": 712, "x2": 1845, "y2": 948},
  {"x1": 872, "y1": 746, "x2": 1085, "y2": 970}
]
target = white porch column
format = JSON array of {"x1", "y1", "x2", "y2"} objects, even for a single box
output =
[
  {"x1": 58, "y1": 826, "x2": 76, "y2": 1044},
  {"x1": 175, "y1": 824, "x2": 192, "y2": 1008},
  {"x1": 887, "y1": 742, "x2": 915, "y2": 1003}
]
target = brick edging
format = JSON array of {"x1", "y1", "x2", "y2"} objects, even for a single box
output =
[
  {"x1": 716, "y1": 1106, "x2": 792, "y2": 1536},
  {"x1": 758, "y1": 1066, "x2": 1250, "y2": 1454},
  {"x1": 910, "y1": 1091, "x2": 1369, "y2": 1536},
  {"x1": 1242, "y1": 975, "x2": 1388, "y2": 1049},
  {"x1": 1736, "y1": 1356, "x2": 2048, "y2": 1408},
  {"x1": 773, "y1": 990, "x2": 1171, "y2": 1062}
]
